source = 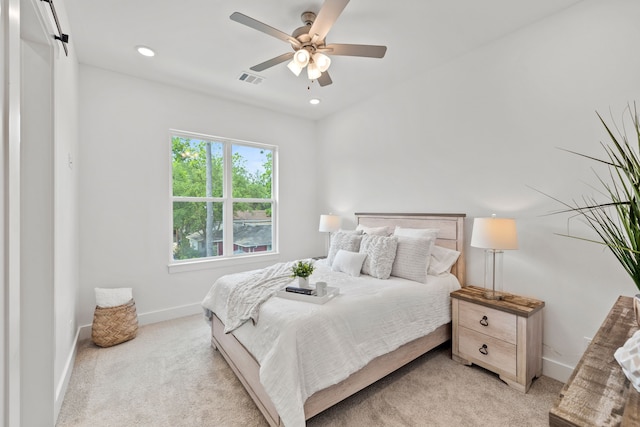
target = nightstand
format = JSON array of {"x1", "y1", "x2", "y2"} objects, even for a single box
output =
[{"x1": 451, "y1": 286, "x2": 545, "y2": 393}]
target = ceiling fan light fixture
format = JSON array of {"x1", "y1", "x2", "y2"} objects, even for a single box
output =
[
  {"x1": 307, "y1": 62, "x2": 322, "y2": 80},
  {"x1": 230, "y1": 1, "x2": 388, "y2": 87},
  {"x1": 293, "y1": 49, "x2": 310, "y2": 67},
  {"x1": 312, "y1": 52, "x2": 331, "y2": 72},
  {"x1": 287, "y1": 60, "x2": 303, "y2": 76}
]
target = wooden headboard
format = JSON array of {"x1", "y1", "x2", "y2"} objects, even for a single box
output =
[{"x1": 355, "y1": 212, "x2": 466, "y2": 286}]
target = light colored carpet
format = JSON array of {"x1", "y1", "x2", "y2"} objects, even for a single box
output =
[{"x1": 56, "y1": 315, "x2": 562, "y2": 427}]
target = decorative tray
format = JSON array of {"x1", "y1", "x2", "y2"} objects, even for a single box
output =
[{"x1": 276, "y1": 286, "x2": 340, "y2": 305}]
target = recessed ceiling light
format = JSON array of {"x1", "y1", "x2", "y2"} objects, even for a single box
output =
[
  {"x1": 309, "y1": 98, "x2": 321, "y2": 105},
  {"x1": 136, "y1": 46, "x2": 155, "y2": 57}
]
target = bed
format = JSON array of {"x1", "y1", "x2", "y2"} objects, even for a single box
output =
[{"x1": 202, "y1": 212, "x2": 466, "y2": 426}]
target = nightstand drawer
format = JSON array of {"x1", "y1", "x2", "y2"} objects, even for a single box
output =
[
  {"x1": 458, "y1": 300, "x2": 517, "y2": 344},
  {"x1": 459, "y1": 327, "x2": 517, "y2": 376}
]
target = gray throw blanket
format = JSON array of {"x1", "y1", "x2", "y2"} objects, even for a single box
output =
[{"x1": 224, "y1": 260, "x2": 309, "y2": 333}]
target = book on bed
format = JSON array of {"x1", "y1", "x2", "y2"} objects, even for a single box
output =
[{"x1": 284, "y1": 286, "x2": 316, "y2": 295}]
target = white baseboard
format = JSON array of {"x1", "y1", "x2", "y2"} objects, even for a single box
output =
[
  {"x1": 54, "y1": 327, "x2": 81, "y2": 422},
  {"x1": 136, "y1": 302, "x2": 203, "y2": 326},
  {"x1": 77, "y1": 302, "x2": 203, "y2": 341},
  {"x1": 542, "y1": 356, "x2": 574, "y2": 383}
]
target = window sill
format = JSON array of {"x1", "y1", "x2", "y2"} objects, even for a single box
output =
[{"x1": 168, "y1": 252, "x2": 280, "y2": 274}]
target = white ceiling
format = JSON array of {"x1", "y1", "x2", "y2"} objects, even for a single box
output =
[{"x1": 64, "y1": 0, "x2": 583, "y2": 120}]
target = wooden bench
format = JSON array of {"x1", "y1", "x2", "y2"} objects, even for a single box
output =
[{"x1": 549, "y1": 296, "x2": 640, "y2": 426}]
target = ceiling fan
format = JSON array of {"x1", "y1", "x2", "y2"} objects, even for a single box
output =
[{"x1": 230, "y1": 0, "x2": 387, "y2": 87}]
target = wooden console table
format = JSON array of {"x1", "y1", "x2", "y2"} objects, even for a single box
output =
[{"x1": 549, "y1": 296, "x2": 640, "y2": 426}]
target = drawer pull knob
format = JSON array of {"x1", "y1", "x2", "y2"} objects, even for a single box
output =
[
  {"x1": 479, "y1": 344, "x2": 488, "y2": 355},
  {"x1": 479, "y1": 316, "x2": 489, "y2": 327}
]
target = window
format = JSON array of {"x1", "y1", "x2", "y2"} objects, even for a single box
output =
[{"x1": 171, "y1": 131, "x2": 276, "y2": 264}]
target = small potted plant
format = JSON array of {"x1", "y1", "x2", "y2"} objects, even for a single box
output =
[{"x1": 291, "y1": 260, "x2": 314, "y2": 288}]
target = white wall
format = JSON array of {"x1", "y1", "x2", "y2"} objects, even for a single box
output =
[
  {"x1": 20, "y1": 0, "x2": 81, "y2": 423},
  {"x1": 317, "y1": 0, "x2": 640, "y2": 381},
  {"x1": 51, "y1": 0, "x2": 81, "y2": 414},
  {"x1": 77, "y1": 66, "x2": 319, "y2": 327}
]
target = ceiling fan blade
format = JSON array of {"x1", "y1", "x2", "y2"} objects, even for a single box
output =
[
  {"x1": 249, "y1": 52, "x2": 294, "y2": 72},
  {"x1": 324, "y1": 43, "x2": 387, "y2": 58},
  {"x1": 317, "y1": 71, "x2": 333, "y2": 87},
  {"x1": 308, "y1": 0, "x2": 349, "y2": 41},
  {"x1": 230, "y1": 12, "x2": 301, "y2": 48}
]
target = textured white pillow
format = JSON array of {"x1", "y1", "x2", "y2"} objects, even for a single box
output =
[
  {"x1": 393, "y1": 227, "x2": 457, "y2": 275},
  {"x1": 332, "y1": 250, "x2": 367, "y2": 277},
  {"x1": 428, "y1": 245, "x2": 461, "y2": 275},
  {"x1": 391, "y1": 235, "x2": 436, "y2": 283},
  {"x1": 327, "y1": 232, "x2": 363, "y2": 265},
  {"x1": 356, "y1": 224, "x2": 393, "y2": 236},
  {"x1": 337, "y1": 228, "x2": 363, "y2": 235},
  {"x1": 393, "y1": 226, "x2": 439, "y2": 239},
  {"x1": 359, "y1": 235, "x2": 398, "y2": 279}
]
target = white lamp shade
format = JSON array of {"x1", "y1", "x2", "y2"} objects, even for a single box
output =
[
  {"x1": 307, "y1": 62, "x2": 322, "y2": 80},
  {"x1": 287, "y1": 60, "x2": 303, "y2": 76},
  {"x1": 312, "y1": 52, "x2": 331, "y2": 72},
  {"x1": 319, "y1": 214, "x2": 341, "y2": 232},
  {"x1": 293, "y1": 49, "x2": 310, "y2": 67},
  {"x1": 470, "y1": 217, "x2": 518, "y2": 250}
]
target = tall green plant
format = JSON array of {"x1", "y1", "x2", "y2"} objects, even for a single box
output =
[{"x1": 552, "y1": 105, "x2": 640, "y2": 290}]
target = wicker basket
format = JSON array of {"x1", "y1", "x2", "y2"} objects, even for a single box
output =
[{"x1": 91, "y1": 299, "x2": 138, "y2": 347}]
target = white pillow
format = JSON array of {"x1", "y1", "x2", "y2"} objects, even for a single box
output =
[
  {"x1": 327, "y1": 232, "x2": 363, "y2": 265},
  {"x1": 332, "y1": 250, "x2": 367, "y2": 277},
  {"x1": 359, "y1": 235, "x2": 398, "y2": 279},
  {"x1": 393, "y1": 226, "x2": 439, "y2": 239},
  {"x1": 337, "y1": 228, "x2": 363, "y2": 235},
  {"x1": 391, "y1": 235, "x2": 436, "y2": 283},
  {"x1": 356, "y1": 224, "x2": 393, "y2": 236},
  {"x1": 428, "y1": 245, "x2": 461, "y2": 275}
]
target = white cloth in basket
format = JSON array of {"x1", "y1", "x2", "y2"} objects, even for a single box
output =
[{"x1": 95, "y1": 287, "x2": 133, "y2": 308}]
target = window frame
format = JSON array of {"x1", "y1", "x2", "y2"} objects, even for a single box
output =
[{"x1": 168, "y1": 129, "x2": 278, "y2": 272}]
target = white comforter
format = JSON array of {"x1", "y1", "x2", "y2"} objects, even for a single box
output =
[{"x1": 202, "y1": 259, "x2": 460, "y2": 427}]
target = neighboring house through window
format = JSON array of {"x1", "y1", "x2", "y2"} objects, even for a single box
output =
[{"x1": 171, "y1": 130, "x2": 277, "y2": 264}]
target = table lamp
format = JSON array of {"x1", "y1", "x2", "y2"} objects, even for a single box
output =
[
  {"x1": 470, "y1": 215, "x2": 518, "y2": 300},
  {"x1": 319, "y1": 214, "x2": 341, "y2": 256}
]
